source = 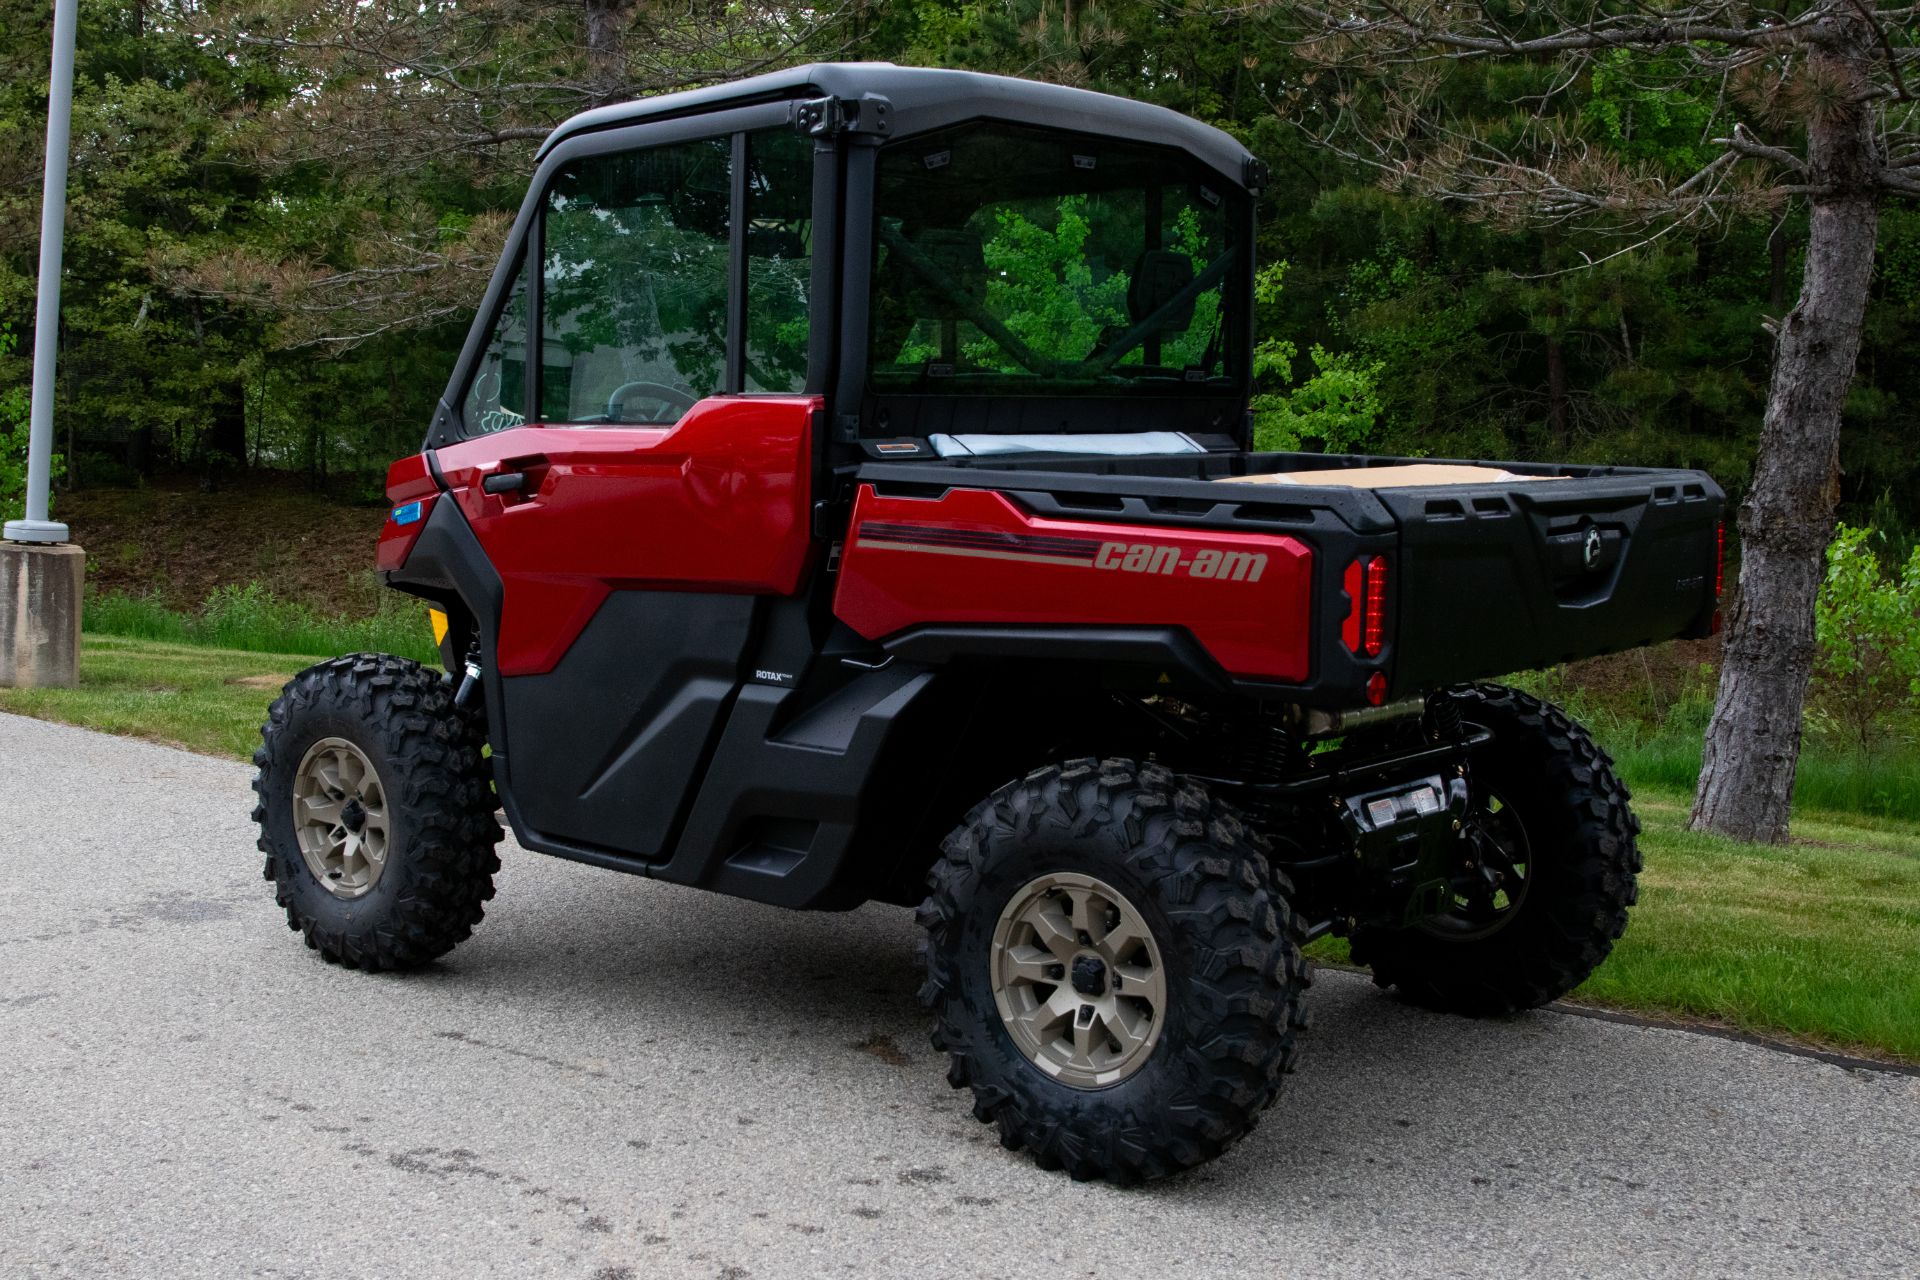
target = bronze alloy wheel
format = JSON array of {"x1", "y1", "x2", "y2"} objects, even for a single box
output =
[
  {"x1": 257, "y1": 654, "x2": 502, "y2": 971},
  {"x1": 989, "y1": 871, "x2": 1168, "y2": 1088},
  {"x1": 291, "y1": 737, "x2": 390, "y2": 899},
  {"x1": 922, "y1": 759, "x2": 1309, "y2": 1181}
]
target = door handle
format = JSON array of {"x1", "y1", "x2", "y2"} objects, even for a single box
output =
[{"x1": 482, "y1": 471, "x2": 527, "y2": 495}]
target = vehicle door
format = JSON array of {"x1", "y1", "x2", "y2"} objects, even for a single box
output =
[{"x1": 435, "y1": 117, "x2": 822, "y2": 860}]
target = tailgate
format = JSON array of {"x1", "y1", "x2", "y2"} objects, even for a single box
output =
[{"x1": 1372, "y1": 470, "x2": 1723, "y2": 697}]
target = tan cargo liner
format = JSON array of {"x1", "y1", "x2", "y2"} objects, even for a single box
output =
[{"x1": 1214, "y1": 463, "x2": 1566, "y2": 490}]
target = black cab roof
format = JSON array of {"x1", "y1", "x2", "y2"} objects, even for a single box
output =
[{"x1": 536, "y1": 62, "x2": 1258, "y2": 189}]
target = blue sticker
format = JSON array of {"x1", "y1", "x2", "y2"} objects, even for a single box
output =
[{"x1": 391, "y1": 501, "x2": 424, "y2": 526}]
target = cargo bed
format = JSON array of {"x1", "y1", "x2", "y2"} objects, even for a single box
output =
[{"x1": 847, "y1": 449, "x2": 1725, "y2": 708}]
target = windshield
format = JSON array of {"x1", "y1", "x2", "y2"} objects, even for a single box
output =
[{"x1": 869, "y1": 122, "x2": 1244, "y2": 396}]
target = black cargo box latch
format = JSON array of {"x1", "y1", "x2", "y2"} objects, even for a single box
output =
[{"x1": 1545, "y1": 523, "x2": 1622, "y2": 579}]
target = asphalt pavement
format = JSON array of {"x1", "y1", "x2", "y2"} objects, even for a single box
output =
[{"x1": 3, "y1": 710, "x2": 1917, "y2": 1279}]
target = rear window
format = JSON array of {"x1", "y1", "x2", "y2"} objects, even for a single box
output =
[{"x1": 870, "y1": 122, "x2": 1244, "y2": 398}]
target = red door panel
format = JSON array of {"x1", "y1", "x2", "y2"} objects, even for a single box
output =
[
  {"x1": 434, "y1": 395, "x2": 818, "y2": 676},
  {"x1": 833, "y1": 484, "x2": 1314, "y2": 682}
]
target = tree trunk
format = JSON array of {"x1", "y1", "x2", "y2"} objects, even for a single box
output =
[
  {"x1": 1545, "y1": 327, "x2": 1570, "y2": 447},
  {"x1": 201, "y1": 378, "x2": 249, "y2": 493},
  {"x1": 1689, "y1": 23, "x2": 1880, "y2": 844},
  {"x1": 583, "y1": 0, "x2": 635, "y2": 106}
]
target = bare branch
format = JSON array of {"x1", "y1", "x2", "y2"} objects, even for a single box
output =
[
  {"x1": 177, "y1": 1, "x2": 852, "y2": 349},
  {"x1": 1714, "y1": 123, "x2": 1809, "y2": 174},
  {"x1": 1273, "y1": 0, "x2": 1919, "y2": 243},
  {"x1": 1290, "y1": 3, "x2": 1834, "y2": 62},
  {"x1": 1842, "y1": 0, "x2": 1914, "y2": 101},
  {"x1": 1507, "y1": 219, "x2": 1691, "y2": 279}
]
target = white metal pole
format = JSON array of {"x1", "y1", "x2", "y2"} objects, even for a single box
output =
[{"x1": 5, "y1": 0, "x2": 79, "y2": 544}]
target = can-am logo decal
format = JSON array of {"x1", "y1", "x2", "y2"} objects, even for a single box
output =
[
  {"x1": 854, "y1": 521, "x2": 1266, "y2": 584},
  {"x1": 1095, "y1": 542, "x2": 1267, "y2": 583}
]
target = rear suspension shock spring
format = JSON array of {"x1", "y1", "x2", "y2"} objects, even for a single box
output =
[{"x1": 1222, "y1": 712, "x2": 1312, "y2": 832}]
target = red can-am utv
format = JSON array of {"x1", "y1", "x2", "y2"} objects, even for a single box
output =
[{"x1": 253, "y1": 64, "x2": 1724, "y2": 1183}]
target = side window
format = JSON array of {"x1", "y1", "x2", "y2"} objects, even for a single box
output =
[
  {"x1": 540, "y1": 138, "x2": 731, "y2": 424},
  {"x1": 461, "y1": 253, "x2": 529, "y2": 435},
  {"x1": 744, "y1": 129, "x2": 813, "y2": 393}
]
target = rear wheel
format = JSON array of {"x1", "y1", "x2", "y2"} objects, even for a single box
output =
[
  {"x1": 253, "y1": 653, "x2": 502, "y2": 972},
  {"x1": 1352, "y1": 684, "x2": 1640, "y2": 1014},
  {"x1": 918, "y1": 759, "x2": 1309, "y2": 1183}
]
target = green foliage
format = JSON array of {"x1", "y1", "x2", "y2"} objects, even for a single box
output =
[
  {"x1": 1580, "y1": 49, "x2": 1718, "y2": 171},
  {"x1": 1251, "y1": 344, "x2": 1384, "y2": 453},
  {"x1": 1615, "y1": 737, "x2": 1920, "y2": 824},
  {"x1": 0, "y1": 7, "x2": 268, "y2": 483},
  {"x1": 85, "y1": 583, "x2": 439, "y2": 666},
  {"x1": 1248, "y1": 263, "x2": 1384, "y2": 452},
  {"x1": 1812, "y1": 524, "x2": 1920, "y2": 750},
  {"x1": 0, "y1": 346, "x2": 28, "y2": 517},
  {"x1": 880, "y1": 182, "x2": 1230, "y2": 383},
  {"x1": 0, "y1": 326, "x2": 60, "y2": 520}
]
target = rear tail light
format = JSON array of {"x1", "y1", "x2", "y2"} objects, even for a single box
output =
[
  {"x1": 1363, "y1": 555, "x2": 1388, "y2": 657},
  {"x1": 1365, "y1": 671, "x2": 1388, "y2": 706},
  {"x1": 1345, "y1": 555, "x2": 1389, "y2": 657},
  {"x1": 1342, "y1": 560, "x2": 1365, "y2": 651}
]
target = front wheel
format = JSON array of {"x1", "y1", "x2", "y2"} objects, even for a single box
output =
[
  {"x1": 1352, "y1": 683, "x2": 1641, "y2": 1015},
  {"x1": 918, "y1": 759, "x2": 1310, "y2": 1184},
  {"x1": 252, "y1": 653, "x2": 503, "y2": 971}
]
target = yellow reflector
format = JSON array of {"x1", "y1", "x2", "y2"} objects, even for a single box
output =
[{"x1": 429, "y1": 609, "x2": 449, "y2": 645}]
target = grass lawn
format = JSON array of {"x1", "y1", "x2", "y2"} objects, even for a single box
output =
[
  {"x1": 6, "y1": 634, "x2": 1917, "y2": 1065},
  {"x1": 0, "y1": 633, "x2": 319, "y2": 759},
  {"x1": 1565, "y1": 791, "x2": 1920, "y2": 1060}
]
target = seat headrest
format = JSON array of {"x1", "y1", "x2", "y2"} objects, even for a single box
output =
[{"x1": 1128, "y1": 249, "x2": 1196, "y2": 333}]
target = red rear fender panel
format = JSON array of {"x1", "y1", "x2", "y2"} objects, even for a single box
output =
[
  {"x1": 431, "y1": 396, "x2": 817, "y2": 676},
  {"x1": 834, "y1": 485, "x2": 1314, "y2": 682}
]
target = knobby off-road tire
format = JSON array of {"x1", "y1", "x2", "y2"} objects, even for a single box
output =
[
  {"x1": 918, "y1": 758, "x2": 1310, "y2": 1184},
  {"x1": 253, "y1": 653, "x2": 502, "y2": 971},
  {"x1": 1353, "y1": 683, "x2": 1641, "y2": 1016}
]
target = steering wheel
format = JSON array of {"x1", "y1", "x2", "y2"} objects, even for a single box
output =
[{"x1": 605, "y1": 380, "x2": 698, "y2": 424}]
